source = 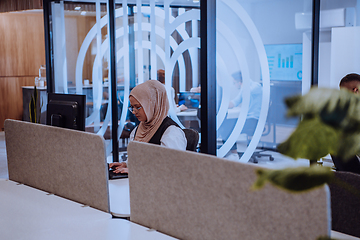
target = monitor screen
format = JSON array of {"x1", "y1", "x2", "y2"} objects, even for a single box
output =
[
  {"x1": 178, "y1": 92, "x2": 200, "y2": 109},
  {"x1": 264, "y1": 43, "x2": 302, "y2": 81},
  {"x1": 46, "y1": 93, "x2": 86, "y2": 131}
]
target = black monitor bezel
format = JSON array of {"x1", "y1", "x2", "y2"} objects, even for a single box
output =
[{"x1": 46, "y1": 93, "x2": 86, "y2": 131}]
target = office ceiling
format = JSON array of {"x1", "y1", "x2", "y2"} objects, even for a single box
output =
[{"x1": 66, "y1": 0, "x2": 200, "y2": 7}]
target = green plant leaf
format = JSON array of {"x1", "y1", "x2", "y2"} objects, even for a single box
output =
[
  {"x1": 29, "y1": 95, "x2": 36, "y2": 123},
  {"x1": 277, "y1": 117, "x2": 340, "y2": 161},
  {"x1": 319, "y1": 99, "x2": 349, "y2": 129},
  {"x1": 286, "y1": 88, "x2": 360, "y2": 132},
  {"x1": 34, "y1": 86, "x2": 38, "y2": 105},
  {"x1": 337, "y1": 133, "x2": 360, "y2": 161},
  {"x1": 29, "y1": 86, "x2": 41, "y2": 123},
  {"x1": 287, "y1": 88, "x2": 351, "y2": 115},
  {"x1": 316, "y1": 236, "x2": 334, "y2": 240},
  {"x1": 284, "y1": 94, "x2": 301, "y2": 108},
  {"x1": 252, "y1": 166, "x2": 334, "y2": 192}
]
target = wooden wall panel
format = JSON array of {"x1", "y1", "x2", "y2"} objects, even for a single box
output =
[
  {"x1": 0, "y1": 0, "x2": 42, "y2": 13},
  {"x1": 0, "y1": 77, "x2": 34, "y2": 130},
  {"x1": 0, "y1": 12, "x2": 45, "y2": 131},
  {"x1": 0, "y1": 11, "x2": 100, "y2": 130},
  {"x1": 0, "y1": 12, "x2": 45, "y2": 77},
  {"x1": 0, "y1": 0, "x2": 106, "y2": 13}
]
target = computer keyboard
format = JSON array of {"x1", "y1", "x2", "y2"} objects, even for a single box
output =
[
  {"x1": 108, "y1": 163, "x2": 128, "y2": 180},
  {"x1": 108, "y1": 169, "x2": 128, "y2": 179}
]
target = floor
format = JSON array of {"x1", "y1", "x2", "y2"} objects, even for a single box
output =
[{"x1": 0, "y1": 131, "x2": 334, "y2": 180}]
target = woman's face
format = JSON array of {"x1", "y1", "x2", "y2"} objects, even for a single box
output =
[{"x1": 129, "y1": 96, "x2": 147, "y2": 122}]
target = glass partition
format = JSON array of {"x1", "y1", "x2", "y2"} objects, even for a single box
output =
[
  {"x1": 50, "y1": 1, "x2": 114, "y2": 155},
  {"x1": 47, "y1": 0, "x2": 201, "y2": 161},
  {"x1": 317, "y1": 0, "x2": 359, "y2": 89},
  {"x1": 46, "y1": 0, "x2": 331, "y2": 164},
  {"x1": 216, "y1": 0, "x2": 311, "y2": 162}
]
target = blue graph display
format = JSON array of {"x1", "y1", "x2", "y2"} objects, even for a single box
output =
[{"x1": 265, "y1": 44, "x2": 302, "y2": 81}]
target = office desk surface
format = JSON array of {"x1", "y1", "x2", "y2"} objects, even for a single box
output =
[
  {"x1": 1, "y1": 179, "x2": 358, "y2": 240},
  {"x1": 109, "y1": 178, "x2": 131, "y2": 217},
  {"x1": 227, "y1": 107, "x2": 241, "y2": 119},
  {"x1": 0, "y1": 179, "x2": 176, "y2": 240},
  {"x1": 331, "y1": 231, "x2": 360, "y2": 240},
  {"x1": 176, "y1": 109, "x2": 198, "y2": 117}
]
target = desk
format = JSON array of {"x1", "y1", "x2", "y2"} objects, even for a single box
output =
[
  {"x1": 176, "y1": 109, "x2": 200, "y2": 129},
  {"x1": 176, "y1": 109, "x2": 198, "y2": 121},
  {"x1": 2, "y1": 178, "x2": 358, "y2": 240},
  {"x1": 226, "y1": 107, "x2": 241, "y2": 119},
  {"x1": 109, "y1": 178, "x2": 131, "y2": 218},
  {"x1": 0, "y1": 178, "x2": 176, "y2": 240},
  {"x1": 331, "y1": 231, "x2": 360, "y2": 240}
]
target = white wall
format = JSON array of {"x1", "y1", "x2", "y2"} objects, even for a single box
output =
[
  {"x1": 239, "y1": 0, "x2": 359, "y2": 91},
  {"x1": 330, "y1": 26, "x2": 360, "y2": 88},
  {"x1": 245, "y1": 0, "x2": 305, "y2": 45}
]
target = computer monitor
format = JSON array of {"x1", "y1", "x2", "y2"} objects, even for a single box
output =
[
  {"x1": 46, "y1": 93, "x2": 86, "y2": 131},
  {"x1": 178, "y1": 92, "x2": 200, "y2": 109}
]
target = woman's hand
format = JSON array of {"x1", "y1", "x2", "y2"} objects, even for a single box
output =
[
  {"x1": 109, "y1": 162, "x2": 128, "y2": 174},
  {"x1": 179, "y1": 104, "x2": 188, "y2": 111},
  {"x1": 109, "y1": 162, "x2": 127, "y2": 169},
  {"x1": 113, "y1": 167, "x2": 129, "y2": 174}
]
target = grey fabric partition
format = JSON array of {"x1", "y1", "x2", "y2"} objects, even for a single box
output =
[
  {"x1": 4, "y1": 119, "x2": 109, "y2": 213},
  {"x1": 128, "y1": 141, "x2": 330, "y2": 240},
  {"x1": 329, "y1": 171, "x2": 360, "y2": 238}
]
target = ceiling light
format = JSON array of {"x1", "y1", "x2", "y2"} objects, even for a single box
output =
[{"x1": 74, "y1": 6, "x2": 81, "y2": 11}]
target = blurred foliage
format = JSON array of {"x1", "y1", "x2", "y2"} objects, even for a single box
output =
[
  {"x1": 253, "y1": 88, "x2": 360, "y2": 193},
  {"x1": 316, "y1": 237, "x2": 334, "y2": 240},
  {"x1": 278, "y1": 88, "x2": 360, "y2": 161},
  {"x1": 277, "y1": 117, "x2": 340, "y2": 163},
  {"x1": 252, "y1": 166, "x2": 334, "y2": 192}
]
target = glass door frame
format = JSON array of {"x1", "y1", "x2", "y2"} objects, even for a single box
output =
[{"x1": 42, "y1": 0, "x2": 321, "y2": 159}]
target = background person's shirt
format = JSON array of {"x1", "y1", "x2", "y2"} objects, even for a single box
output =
[{"x1": 230, "y1": 81, "x2": 262, "y2": 120}]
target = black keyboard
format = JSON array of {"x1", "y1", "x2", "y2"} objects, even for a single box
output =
[
  {"x1": 108, "y1": 163, "x2": 128, "y2": 180},
  {"x1": 109, "y1": 169, "x2": 128, "y2": 179}
]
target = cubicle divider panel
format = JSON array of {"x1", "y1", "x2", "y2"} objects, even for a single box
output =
[
  {"x1": 128, "y1": 141, "x2": 330, "y2": 240},
  {"x1": 4, "y1": 119, "x2": 109, "y2": 213}
]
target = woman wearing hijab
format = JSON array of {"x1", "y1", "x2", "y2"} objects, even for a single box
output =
[{"x1": 109, "y1": 80, "x2": 187, "y2": 173}]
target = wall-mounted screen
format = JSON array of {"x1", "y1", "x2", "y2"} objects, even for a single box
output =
[{"x1": 264, "y1": 44, "x2": 302, "y2": 81}]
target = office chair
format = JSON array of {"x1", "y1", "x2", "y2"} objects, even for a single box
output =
[
  {"x1": 183, "y1": 128, "x2": 199, "y2": 152},
  {"x1": 248, "y1": 122, "x2": 274, "y2": 163},
  {"x1": 329, "y1": 171, "x2": 360, "y2": 238},
  {"x1": 248, "y1": 100, "x2": 276, "y2": 163},
  {"x1": 237, "y1": 118, "x2": 274, "y2": 164},
  {"x1": 249, "y1": 150, "x2": 274, "y2": 163},
  {"x1": 331, "y1": 155, "x2": 360, "y2": 175}
]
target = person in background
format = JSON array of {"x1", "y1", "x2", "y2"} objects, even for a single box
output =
[
  {"x1": 190, "y1": 85, "x2": 201, "y2": 93},
  {"x1": 331, "y1": 73, "x2": 360, "y2": 174},
  {"x1": 339, "y1": 73, "x2": 360, "y2": 93},
  {"x1": 109, "y1": 80, "x2": 187, "y2": 173},
  {"x1": 157, "y1": 69, "x2": 187, "y2": 112},
  {"x1": 228, "y1": 71, "x2": 262, "y2": 122},
  {"x1": 218, "y1": 71, "x2": 263, "y2": 154}
]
